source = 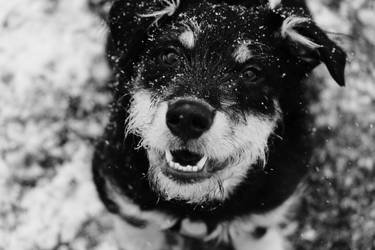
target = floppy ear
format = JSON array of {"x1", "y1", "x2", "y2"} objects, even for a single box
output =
[{"x1": 279, "y1": 16, "x2": 347, "y2": 86}]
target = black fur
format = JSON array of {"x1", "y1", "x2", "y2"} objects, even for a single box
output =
[{"x1": 93, "y1": 0, "x2": 346, "y2": 246}]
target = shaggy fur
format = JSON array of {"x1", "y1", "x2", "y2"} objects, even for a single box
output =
[{"x1": 93, "y1": 0, "x2": 346, "y2": 249}]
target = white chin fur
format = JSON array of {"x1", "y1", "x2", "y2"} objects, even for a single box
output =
[{"x1": 126, "y1": 90, "x2": 280, "y2": 203}]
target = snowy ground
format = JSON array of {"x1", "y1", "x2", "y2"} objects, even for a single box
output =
[{"x1": 0, "y1": 0, "x2": 374, "y2": 249}]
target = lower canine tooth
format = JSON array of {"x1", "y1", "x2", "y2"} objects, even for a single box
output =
[
  {"x1": 165, "y1": 150, "x2": 173, "y2": 162},
  {"x1": 197, "y1": 156, "x2": 208, "y2": 169}
]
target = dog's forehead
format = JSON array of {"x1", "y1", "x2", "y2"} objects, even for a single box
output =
[{"x1": 173, "y1": 3, "x2": 273, "y2": 48}]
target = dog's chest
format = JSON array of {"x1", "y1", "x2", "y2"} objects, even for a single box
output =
[
  {"x1": 112, "y1": 205, "x2": 291, "y2": 250},
  {"x1": 109, "y1": 184, "x2": 295, "y2": 250}
]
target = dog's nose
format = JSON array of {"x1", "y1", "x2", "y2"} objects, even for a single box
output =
[{"x1": 166, "y1": 100, "x2": 215, "y2": 140}]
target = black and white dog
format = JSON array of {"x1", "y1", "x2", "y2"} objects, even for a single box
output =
[{"x1": 93, "y1": 0, "x2": 346, "y2": 249}]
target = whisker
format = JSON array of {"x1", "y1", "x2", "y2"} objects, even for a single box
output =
[{"x1": 215, "y1": 175, "x2": 225, "y2": 200}]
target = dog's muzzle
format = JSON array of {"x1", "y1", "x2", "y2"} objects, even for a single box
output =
[{"x1": 163, "y1": 99, "x2": 216, "y2": 181}]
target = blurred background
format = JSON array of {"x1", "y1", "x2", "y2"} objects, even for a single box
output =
[{"x1": 0, "y1": 0, "x2": 374, "y2": 249}]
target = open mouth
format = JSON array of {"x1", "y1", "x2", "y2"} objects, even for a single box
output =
[
  {"x1": 165, "y1": 150, "x2": 208, "y2": 173},
  {"x1": 160, "y1": 149, "x2": 229, "y2": 183}
]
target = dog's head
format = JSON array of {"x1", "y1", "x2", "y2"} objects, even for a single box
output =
[{"x1": 108, "y1": 0, "x2": 346, "y2": 204}]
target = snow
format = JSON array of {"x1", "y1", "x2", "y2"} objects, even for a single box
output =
[
  {"x1": 1, "y1": 0, "x2": 374, "y2": 249},
  {"x1": 0, "y1": 0, "x2": 113, "y2": 249}
]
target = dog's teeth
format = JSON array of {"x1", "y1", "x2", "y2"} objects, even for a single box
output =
[
  {"x1": 166, "y1": 150, "x2": 207, "y2": 172},
  {"x1": 197, "y1": 155, "x2": 208, "y2": 169},
  {"x1": 173, "y1": 162, "x2": 180, "y2": 169},
  {"x1": 165, "y1": 150, "x2": 173, "y2": 162},
  {"x1": 191, "y1": 166, "x2": 199, "y2": 172},
  {"x1": 174, "y1": 162, "x2": 184, "y2": 171},
  {"x1": 184, "y1": 165, "x2": 193, "y2": 172},
  {"x1": 178, "y1": 165, "x2": 185, "y2": 171}
]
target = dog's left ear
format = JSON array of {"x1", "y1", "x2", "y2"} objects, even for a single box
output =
[{"x1": 277, "y1": 15, "x2": 347, "y2": 86}]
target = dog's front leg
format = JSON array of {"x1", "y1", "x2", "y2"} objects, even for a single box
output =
[
  {"x1": 113, "y1": 215, "x2": 170, "y2": 250},
  {"x1": 227, "y1": 196, "x2": 296, "y2": 250}
]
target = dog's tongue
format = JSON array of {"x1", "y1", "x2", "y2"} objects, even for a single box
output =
[{"x1": 171, "y1": 150, "x2": 202, "y2": 166}]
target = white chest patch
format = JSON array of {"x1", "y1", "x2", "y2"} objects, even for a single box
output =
[
  {"x1": 180, "y1": 218, "x2": 208, "y2": 238},
  {"x1": 110, "y1": 177, "x2": 298, "y2": 250},
  {"x1": 107, "y1": 180, "x2": 178, "y2": 230},
  {"x1": 204, "y1": 195, "x2": 298, "y2": 250}
]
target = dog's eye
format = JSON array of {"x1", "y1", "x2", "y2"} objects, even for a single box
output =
[
  {"x1": 159, "y1": 51, "x2": 180, "y2": 66},
  {"x1": 241, "y1": 66, "x2": 262, "y2": 83}
]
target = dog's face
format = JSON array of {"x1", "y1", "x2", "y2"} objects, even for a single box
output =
[{"x1": 110, "y1": 1, "x2": 346, "y2": 204}]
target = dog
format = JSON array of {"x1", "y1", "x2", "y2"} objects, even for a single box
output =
[{"x1": 92, "y1": 0, "x2": 346, "y2": 249}]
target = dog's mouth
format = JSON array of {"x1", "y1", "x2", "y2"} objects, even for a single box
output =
[
  {"x1": 166, "y1": 150, "x2": 207, "y2": 172},
  {"x1": 162, "y1": 149, "x2": 221, "y2": 182}
]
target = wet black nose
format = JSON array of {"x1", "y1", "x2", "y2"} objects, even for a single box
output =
[{"x1": 166, "y1": 100, "x2": 215, "y2": 140}]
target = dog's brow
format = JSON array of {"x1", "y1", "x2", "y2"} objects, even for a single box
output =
[{"x1": 233, "y1": 43, "x2": 253, "y2": 63}]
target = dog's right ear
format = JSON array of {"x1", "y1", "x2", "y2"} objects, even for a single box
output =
[
  {"x1": 280, "y1": 17, "x2": 347, "y2": 86},
  {"x1": 263, "y1": 2, "x2": 347, "y2": 87},
  {"x1": 267, "y1": 12, "x2": 347, "y2": 87}
]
